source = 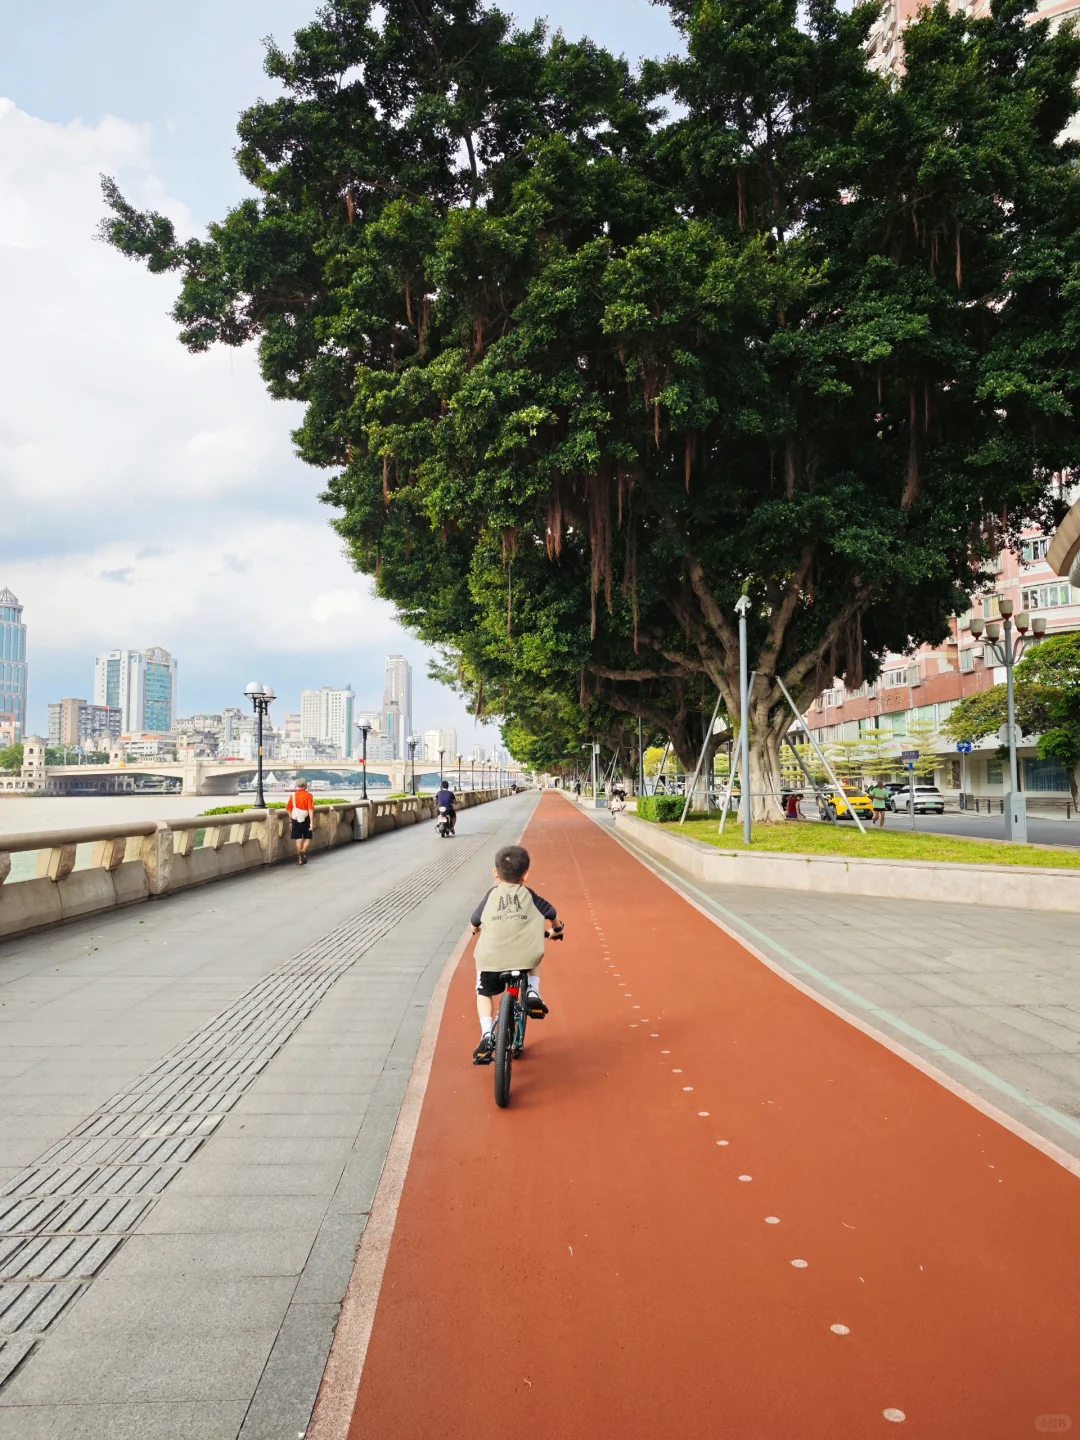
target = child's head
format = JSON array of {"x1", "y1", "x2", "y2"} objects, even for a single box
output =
[{"x1": 494, "y1": 845, "x2": 530, "y2": 884}]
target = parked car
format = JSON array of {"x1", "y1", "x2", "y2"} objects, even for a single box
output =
[
  {"x1": 817, "y1": 785, "x2": 875, "y2": 822},
  {"x1": 884, "y1": 781, "x2": 910, "y2": 812},
  {"x1": 896, "y1": 784, "x2": 945, "y2": 815}
]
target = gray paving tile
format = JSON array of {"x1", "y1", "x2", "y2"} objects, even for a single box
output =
[
  {"x1": 136, "y1": 1192, "x2": 330, "y2": 1235},
  {"x1": 214, "y1": 1111, "x2": 364, "y2": 1140},
  {"x1": 100, "y1": 1231, "x2": 315, "y2": 1281},
  {"x1": 58, "y1": 1273, "x2": 297, "y2": 1338},
  {"x1": 238, "y1": 1302, "x2": 340, "y2": 1440},
  {"x1": 0, "y1": 1324, "x2": 282, "y2": 1405},
  {"x1": 156, "y1": 1161, "x2": 346, "y2": 1199},
  {"x1": 0, "y1": 1401, "x2": 248, "y2": 1439},
  {"x1": 292, "y1": 1211, "x2": 368, "y2": 1303},
  {"x1": 196, "y1": 1135, "x2": 356, "y2": 1167}
]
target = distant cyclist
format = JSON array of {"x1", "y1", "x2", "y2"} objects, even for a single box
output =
[
  {"x1": 470, "y1": 844, "x2": 562, "y2": 1064},
  {"x1": 436, "y1": 778, "x2": 457, "y2": 835}
]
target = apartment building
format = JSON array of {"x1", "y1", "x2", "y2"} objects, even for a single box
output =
[
  {"x1": 804, "y1": 521, "x2": 1080, "y2": 801},
  {"x1": 869, "y1": 0, "x2": 1080, "y2": 80}
]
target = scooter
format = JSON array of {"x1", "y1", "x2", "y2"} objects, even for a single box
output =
[{"x1": 436, "y1": 805, "x2": 452, "y2": 838}]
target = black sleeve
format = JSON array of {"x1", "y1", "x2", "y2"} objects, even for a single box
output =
[
  {"x1": 471, "y1": 889, "x2": 493, "y2": 927},
  {"x1": 527, "y1": 888, "x2": 558, "y2": 922}
]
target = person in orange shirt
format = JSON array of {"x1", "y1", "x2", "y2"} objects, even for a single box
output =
[{"x1": 287, "y1": 779, "x2": 316, "y2": 865}]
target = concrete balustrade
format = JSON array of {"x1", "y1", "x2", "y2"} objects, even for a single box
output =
[{"x1": 0, "y1": 790, "x2": 502, "y2": 940}]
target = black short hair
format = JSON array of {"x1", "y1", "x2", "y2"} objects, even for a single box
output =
[{"x1": 494, "y1": 845, "x2": 530, "y2": 883}]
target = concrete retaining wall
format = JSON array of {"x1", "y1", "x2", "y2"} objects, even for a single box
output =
[
  {"x1": 0, "y1": 790, "x2": 504, "y2": 941},
  {"x1": 614, "y1": 812, "x2": 1080, "y2": 914}
]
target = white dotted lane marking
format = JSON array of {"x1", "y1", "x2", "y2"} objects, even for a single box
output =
[
  {"x1": 765, "y1": 1216, "x2": 779, "y2": 1224},
  {"x1": 672, "y1": 1069, "x2": 683, "y2": 1074},
  {"x1": 661, "y1": 1050, "x2": 671, "y2": 1055},
  {"x1": 883, "y1": 1410, "x2": 906, "y2": 1424},
  {"x1": 698, "y1": 1111, "x2": 709, "y2": 1117},
  {"x1": 790, "y1": 1258, "x2": 808, "y2": 1268},
  {"x1": 737, "y1": 1175, "x2": 752, "y2": 1183},
  {"x1": 830, "y1": 1324, "x2": 849, "y2": 1335},
  {"x1": 716, "y1": 1140, "x2": 729, "y2": 1146},
  {"x1": 682, "y1": 1086, "x2": 694, "y2": 1092},
  {"x1": 650, "y1": 1034, "x2": 659, "y2": 1038}
]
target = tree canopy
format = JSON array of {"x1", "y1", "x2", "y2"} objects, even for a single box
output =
[{"x1": 103, "y1": 0, "x2": 1080, "y2": 807}]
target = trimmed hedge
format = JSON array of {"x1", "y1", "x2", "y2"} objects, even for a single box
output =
[
  {"x1": 636, "y1": 794, "x2": 685, "y2": 823},
  {"x1": 200, "y1": 798, "x2": 350, "y2": 816}
]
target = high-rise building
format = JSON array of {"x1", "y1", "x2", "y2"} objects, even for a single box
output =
[
  {"x1": 0, "y1": 588, "x2": 28, "y2": 742},
  {"x1": 301, "y1": 686, "x2": 355, "y2": 758},
  {"x1": 383, "y1": 655, "x2": 412, "y2": 759},
  {"x1": 423, "y1": 728, "x2": 457, "y2": 763},
  {"x1": 94, "y1": 647, "x2": 178, "y2": 734},
  {"x1": 49, "y1": 699, "x2": 122, "y2": 750},
  {"x1": 48, "y1": 698, "x2": 85, "y2": 746}
]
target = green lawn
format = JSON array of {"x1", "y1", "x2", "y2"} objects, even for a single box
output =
[{"x1": 655, "y1": 817, "x2": 1080, "y2": 869}]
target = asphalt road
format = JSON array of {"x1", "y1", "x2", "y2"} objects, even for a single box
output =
[{"x1": 874, "y1": 809, "x2": 1080, "y2": 848}]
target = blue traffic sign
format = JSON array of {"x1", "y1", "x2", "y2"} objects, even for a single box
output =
[
  {"x1": 900, "y1": 749, "x2": 920, "y2": 764},
  {"x1": 956, "y1": 741, "x2": 973, "y2": 754}
]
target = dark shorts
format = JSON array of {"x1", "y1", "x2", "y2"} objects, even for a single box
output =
[
  {"x1": 476, "y1": 970, "x2": 533, "y2": 998},
  {"x1": 291, "y1": 818, "x2": 312, "y2": 839}
]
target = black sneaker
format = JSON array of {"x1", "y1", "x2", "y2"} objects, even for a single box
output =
[
  {"x1": 473, "y1": 1034, "x2": 494, "y2": 1064},
  {"x1": 525, "y1": 990, "x2": 548, "y2": 1019}
]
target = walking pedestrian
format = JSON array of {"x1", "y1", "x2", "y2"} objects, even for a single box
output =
[
  {"x1": 287, "y1": 779, "x2": 316, "y2": 864},
  {"x1": 870, "y1": 779, "x2": 889, "y2": 828}
]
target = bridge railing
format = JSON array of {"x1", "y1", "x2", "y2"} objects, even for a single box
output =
[{"x1": 0, "y1": 790, "x2": 503, "y2": 940}]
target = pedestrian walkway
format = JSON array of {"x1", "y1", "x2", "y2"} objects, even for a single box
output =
[
  {"x1": 0, "y1": 795, "x2": 534, "y2": 1439},
  {"x1": 338, "y1": 794, "x2": 1080, "y2": 1439}
]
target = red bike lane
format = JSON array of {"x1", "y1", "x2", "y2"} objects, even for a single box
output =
[{"x1": 345, "y1": 793, "x2": 1080, "y2": 1439}]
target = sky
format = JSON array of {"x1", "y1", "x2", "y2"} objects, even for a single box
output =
[{"x1": 0, "y1": 0, "x2": 678, "y2": 743}]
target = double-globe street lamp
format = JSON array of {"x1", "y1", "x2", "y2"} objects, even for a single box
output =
[
  {"x1": 357, "y1": 719, "x2": 371, "y2": 800},
  {"x1": 407, "y1": 734, "x2": 419, "y2": 796},
  {"x1": 968, "y1": 605, "x2": 1046, "y2": 843},
  {"x1": 243, "y1": 682, "x2": 276, "y2": 810}
]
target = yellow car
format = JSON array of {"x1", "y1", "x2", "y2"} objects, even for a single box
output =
[{"x1": 817, "y1": 785, "x2": 874, "y2": 822}]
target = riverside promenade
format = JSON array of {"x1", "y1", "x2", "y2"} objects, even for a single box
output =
[{"x1": 3, "y1": 792, "x2": 1079, "y2": 1437}]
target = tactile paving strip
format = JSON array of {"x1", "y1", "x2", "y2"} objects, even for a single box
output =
[{"x1": 0, "y1": 827, "x2": 495, "y2": 1384}]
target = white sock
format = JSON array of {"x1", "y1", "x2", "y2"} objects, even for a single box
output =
[
  {"x1": 528, "y1": 975, "x2": 541, "y2": 994},
  {"x1": 480, "y1": 1016, "x2": 493, "y2": 1037}
]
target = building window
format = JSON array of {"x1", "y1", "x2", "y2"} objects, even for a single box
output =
[
  {"x1": 882, "y1": 667, "x2": 907, "y2": 688},
  {"x1": 981, "y1": 594, "x2": 1002, "y2": 619},
  {"x1": 959, "y1": 647, "x2": 975, "y2": 672},
  {"x1": 987, "y1": 761, "x2": 1003, "y2": 787},
  {"x1": 1020, "y1": 583, "x2": 1073, "y2": 611},
  {"x1": 1024, "y1": 757, "x2": 1071, "y2": 793},
  {"x1": 889, "y1": 712, "x2": 907, "y2": 736},
  {"x1": 1021, "y1": 536, "x2": 1050, "y2": 564}
]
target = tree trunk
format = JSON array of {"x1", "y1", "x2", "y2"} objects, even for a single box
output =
[{"x1": 748, "y1": 725, "x2": 788, "y2": 822}]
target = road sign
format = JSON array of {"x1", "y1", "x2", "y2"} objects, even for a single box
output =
[
  {"x1": 955, "y1": 741, "x2": 973, "y2": 754},
  {"x1": 900, "y1": 749, "x2": 920, "y2": 763},
  {"x1": 997, "y1": 724, "x2": 1022, "y2": 749}
]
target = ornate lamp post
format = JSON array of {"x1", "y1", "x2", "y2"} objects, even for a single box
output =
[
  {"x1": 407, "y1": 734, "x2": 418, "y2": 796},
  {"x1": 471, "y1": 757, "x2": 475, "y2": 791},
  {"x1": 243, "y1": 682, "x2": 275, "y2": 809},
  {"x1": 457, "y1": 752, "x2": 462, "y2": 791},
  {"x1": 439, "y1": 748, "x2": 445, "y2": 786},
  {"x1": 969, "y1": 607, "x2": 1046, "y2": 843},
  {"x1": 357, "y1": 719, "x2": 371, "y2": 801}
]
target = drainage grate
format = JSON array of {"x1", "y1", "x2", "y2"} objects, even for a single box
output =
[{"x1": 0, "y1": 828, "x2": 495, "y2": 1381}]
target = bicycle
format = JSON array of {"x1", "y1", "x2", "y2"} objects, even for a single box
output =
[{"x1": 492, "y1": 924, "x2": 563, "y2": 1109}]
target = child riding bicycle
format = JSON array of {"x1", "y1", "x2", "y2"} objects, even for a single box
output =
[{"x1": 470, "y1": 844, "x2": 563, "y2": 1064}]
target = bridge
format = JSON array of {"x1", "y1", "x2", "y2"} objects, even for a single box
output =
[
  {"x1": 0, "y1": 792, "x2": 1078, "y2": 1438},
  {"x1": 4, "y1": 741, "x2": 524, "y2": 796}
]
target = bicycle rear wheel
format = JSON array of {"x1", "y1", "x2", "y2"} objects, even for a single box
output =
[{"x1": 493, "y1": 992, "x2": 515, "y2": 1108}]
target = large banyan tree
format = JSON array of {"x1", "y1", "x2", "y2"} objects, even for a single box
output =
[{"x1": 104, "y1": 0, "x2": 1080, "y2": 813}]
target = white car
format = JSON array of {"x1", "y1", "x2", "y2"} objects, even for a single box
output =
[{"x1": 895, "y1": 784, "x2": 945, "y2": 815}]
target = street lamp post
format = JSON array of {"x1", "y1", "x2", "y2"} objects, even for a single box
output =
[
  {"x1": 969, "y1": 608, "x2": 1045, "y2": 843},
  {"x1": 457, "y1": 753, "x2": 462, "y2": 791},
  {"x1": 471, "y1": 758, "x2": 475, "y2": 791},
  {"x1": 358, "y1": 720, "x2": 371, "y2": 801},
  {"x1": 407, "y1": 735, "x2": 418, "y2": 796},
  {"x1": 243, "y1": 682, "x2": 276, "y2": 809},
  {"x1": 439, "y1": 748, "x2": 445, "y2": 786},
  {"x1": 734, "y1": 595, "x2": 752, "y2": 845}
]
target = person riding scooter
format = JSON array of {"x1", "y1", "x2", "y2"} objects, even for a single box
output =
[{"x1": 436, "y1": 778, "x2": 457, "y2": 835}]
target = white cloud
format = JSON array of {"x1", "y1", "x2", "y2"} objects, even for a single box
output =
[{"x1": 0, "y1": 97, "x2": 496, "y2": 743}]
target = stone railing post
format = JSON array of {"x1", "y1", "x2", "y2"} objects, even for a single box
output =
[
  {"x1": 36, "y1": 845, "x2": 78, "y2": 881},
  {"x1": 170, "y1": 830, "x2": 198, "y2": 859},
  {"x1": 0, "y1": 852, "x2": 10, "y2": 886},
  {"x1": 140, "y1": 825, "x2": 174, "y2": 896},
  {"x1": 92, "y1": 837, "x2": 130, "y2": 870},
  {"x1": 352, "y1": 802, "x2": 371, "y2": 841}
]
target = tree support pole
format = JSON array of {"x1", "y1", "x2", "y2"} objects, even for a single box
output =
[
  {"x1": 774, "y1": 676, "x2": 867, "y2": 835},
  {"x1": 680, "y1": 693, "x2": 725, "y2": 825}
]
